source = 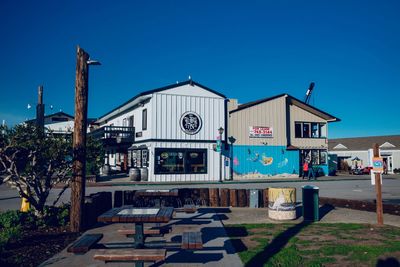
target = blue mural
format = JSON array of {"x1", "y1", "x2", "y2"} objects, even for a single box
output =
[{"x1": 231, "y1": 145, "x2": 299, "y2": 177}]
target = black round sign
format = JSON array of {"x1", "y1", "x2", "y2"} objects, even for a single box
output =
[{"x1": 180, "y1": 112, "x2": 202, "y2": 135}]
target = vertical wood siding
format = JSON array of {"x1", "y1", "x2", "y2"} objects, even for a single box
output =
[
  {"x1": 229, "y1": 96, "x2": 287, "y2": 146},
  {"x1": 152, "y1": 93, "x2": 225, "y2": 141}
]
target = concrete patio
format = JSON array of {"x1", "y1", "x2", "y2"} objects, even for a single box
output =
[{"x1": 40, "y1": 207, "x2": 400, "y2": 267}]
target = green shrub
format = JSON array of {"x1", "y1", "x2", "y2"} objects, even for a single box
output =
[
  {"x1": 0, "y1": 225, "x2": 22, "y2": 252},
  {"x1": 0, "y1": 210, "x2": 22, "y2": 228},
  {"x1": 42, "y1": 204, "x2": 70, "y2": 227}
]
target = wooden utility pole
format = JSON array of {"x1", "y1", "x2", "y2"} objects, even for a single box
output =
[
  {"x1": 70, "y1": 46, "x2": 90, "y2": 232},
  {"x1": 36, "y1": 85, "x2": 45, "y2": 132},
  {"x1": 373, "y1": 143, "x2": 384, "y2": 225}
]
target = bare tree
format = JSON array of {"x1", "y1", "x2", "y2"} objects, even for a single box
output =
[{"x1": 0, "y1": 123, "x2": 103, "y2": 215}]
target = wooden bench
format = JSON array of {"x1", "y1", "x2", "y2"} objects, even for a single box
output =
[
  {"x1": 117, "y1": 228, "x2": 161, "y2": 236},
  {"x1": 67, "y1": 233, "x2": 103, "y2": 254},
  {"x1": 181, "y1": 231, "x2": 203, "y2": 249},
  {"x1": 175, "y1": 204, "x2": 197, "y2": 213},
  {"x1": 94, "y1": 249, "x2": 166, "y2": 267}
]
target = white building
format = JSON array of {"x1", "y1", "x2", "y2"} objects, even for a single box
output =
[
  {"x1": 93, "y1": 80, "x2": 228, "y2": 182},
  {"x1": 329, "y1": 135, "x2": 400, "y2": 173}
]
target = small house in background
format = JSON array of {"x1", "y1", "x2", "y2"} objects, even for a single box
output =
[
  {"x1": 228, "y1": 94, "x2": 339, "y2": 178},
  {"x1": 26, "y1": 111, "x2": 94, "y2": 135},
  {"x1": 329, "y1": 135, "x2": 400, "y2": 173},
  {"x1": 93, "y1": 80, "x2": 228, "y2": 182}
]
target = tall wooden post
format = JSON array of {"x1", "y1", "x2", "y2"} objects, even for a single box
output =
[
  {"x1": 373, "y1": 143, "x2": 384, "y2": 225},
  {"x1": 36, "y1": 85, "x2": 45, "y2": 132},
  {"x1": 70, "y1": 46, "x2": 90, "y2": 232}
]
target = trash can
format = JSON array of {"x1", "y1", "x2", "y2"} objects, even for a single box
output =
[
  {"x1": 302, "y1": 185, "x2": 319, "y2": 222},
  {"x1": 268, "y1": 187, "x2": 296, "y2": 220}
]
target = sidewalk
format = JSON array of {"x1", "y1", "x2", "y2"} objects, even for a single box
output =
[
  {"x1": 87, "y1": 173, "x2": 399, "y2": 187},
  {"x1": 40, "y1": 208, "x2": 242, "y2": 267},
  {"x1": 40, "y1": 206, "x2": 400, "y2": 267}
]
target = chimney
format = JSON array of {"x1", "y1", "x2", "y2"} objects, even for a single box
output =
[{"x1": 227, "y1": 99, "x2": 239, "y2": 112}]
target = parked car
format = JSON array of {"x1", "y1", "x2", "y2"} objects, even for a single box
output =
[
  {"x1": 362, "y1": 166, "x2": 373, "y2": 174},
  {"x1": 349, "y1": 167, "x2": 371, "y2": 175}
]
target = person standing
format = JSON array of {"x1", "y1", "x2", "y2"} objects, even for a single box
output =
[
  {"x1": 383, "y1": 160, "x2": 388, "y2": 175},
  {"x1": 308, "y1": 161, "x2": 314, "y2": 180},
  {"x1": 302, "y1": 161, "x2": 309, "y2": 179}
]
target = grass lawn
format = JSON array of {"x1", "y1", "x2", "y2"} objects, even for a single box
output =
[{"x1": 226, "y1": 222, "x2": 400, "y2": 267}]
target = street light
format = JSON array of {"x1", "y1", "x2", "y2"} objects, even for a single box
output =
[{"x1": 218, "y1": 127, "x2": 224, "y2": 182}]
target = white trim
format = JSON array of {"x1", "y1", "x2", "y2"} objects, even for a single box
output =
[
  {"x1": 333, "y1": 143, "x2": 347, "y2": 149},
  {"x1": 380, "y1": 142, "x2": 396, "y2": 148}
]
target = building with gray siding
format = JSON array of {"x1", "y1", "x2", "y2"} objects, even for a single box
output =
[{"x1": 329, "y1": 135, "x2": 400, "y2": 173}]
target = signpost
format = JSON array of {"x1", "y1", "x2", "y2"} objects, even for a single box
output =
[{"x1": 372, "y1": 143, "x2": 383, "y2": 225}]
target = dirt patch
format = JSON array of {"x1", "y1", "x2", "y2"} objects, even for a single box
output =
[{"x1": 0, "y1": 226, "x2": 80, "y2": 267}]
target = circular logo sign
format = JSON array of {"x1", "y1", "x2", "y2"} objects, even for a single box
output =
[{"x1": 180, "y1": 112, "x2": 202, "y2": 135}]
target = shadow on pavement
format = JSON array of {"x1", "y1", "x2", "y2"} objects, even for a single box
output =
[
  {"x1": 244, "y1": 221, "x2": 312, "y2": 267},
  {"x1": 319, "y1": 204, "x2": 335, "y2": 220}
]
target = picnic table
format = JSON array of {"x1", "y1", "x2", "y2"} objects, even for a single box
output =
[{"x1": 97, "y1": 206, "x2": 174, "y2": 248}]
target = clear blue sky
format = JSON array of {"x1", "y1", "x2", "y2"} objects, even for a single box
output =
[{"x1": 1, "y1": 0, "x2": 399, "y2": 138}]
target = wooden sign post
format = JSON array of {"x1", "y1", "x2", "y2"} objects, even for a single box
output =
[
  {"x1": 70, "y1": 46, "x2": 90, "y2": 232},
  {"x1": 372, "y1": 143, "x2": 384, "y2": 225}
]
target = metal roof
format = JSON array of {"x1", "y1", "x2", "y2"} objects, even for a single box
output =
[{"x1": 329, "y1": 135, "x2": 400, "y2": 151}]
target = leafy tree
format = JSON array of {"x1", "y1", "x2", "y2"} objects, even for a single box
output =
[{"x1": 0, "y1": 123, "x2": 103, "y2": 215}]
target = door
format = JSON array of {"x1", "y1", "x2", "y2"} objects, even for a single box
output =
[{"x1": 388, "y1": 156, "x2": 393, "y2": 173}]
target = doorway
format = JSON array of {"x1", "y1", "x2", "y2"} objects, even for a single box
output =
[{"x1": 383, "y1": 156, "x2": 393, "y2": 173}]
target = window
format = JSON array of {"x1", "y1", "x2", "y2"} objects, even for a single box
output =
[
  {"x1": 311, "y1": 123, "x2": 318, "y2": 137},
  {"x1": 51, "y1": 117, "x2": 68, "y2": 122},
  {"x1": 154, "y1": 148, "x2": 207, "y2": 174},
  {"x1": 295, "y1": 122, "x2": 326, "y2": 138},
  {"x1": 128, "y1": 116, "x2": 134, "y2": 127},
  {"x1": 319, "y1": 123, "x2": 327, "y2": 138},
  {"x1": 130, "y1": 149, "x2": 148, "y2": 167},
  {"x1": 295, "y1": 123, "x2": 302, "y2": 138},
  {"x1": 302, "y1": 123, "x2": 310, "y2": 138},
  {"x1": 302, "y1": 149, "x2": 327, "y2": 165},
  {"x1": 142, "y1": 109, "x2": 147, "y2": 130},
  {"x1": 320, "y1": 151, "x2": 327, "y2": 164},
  {"x1": 311, "y1": 150, "x2": 319, "y2": 165}
]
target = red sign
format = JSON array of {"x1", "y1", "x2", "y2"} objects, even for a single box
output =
[{"x1": 249, "y1": 126, "x2": 273, "y2": 138}]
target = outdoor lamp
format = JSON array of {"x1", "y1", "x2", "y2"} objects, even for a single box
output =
[{"x1": 218, "y1": 127, "x2": 224, "y2": 183}]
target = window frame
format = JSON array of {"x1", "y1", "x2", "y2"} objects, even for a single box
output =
[
  {"x1": 294, "y1": 121, "x2": 327, "y2": 139},
  {"x1": 142, "y1": 109, "x2": 147, "y2": 130},
  {"x1": 154, "y1": 148, "x2": 208, "y2": 175}
]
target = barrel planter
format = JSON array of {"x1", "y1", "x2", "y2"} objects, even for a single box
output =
[
  {"x1": 140, "y1": 167, "x2": 149, "y2": 181},
  {"x1": 129, "y1": 168, "x2": 141, "y2": 181},
  {"x1": 268, "y1": 187, "x2": 296, "y2": 220}
]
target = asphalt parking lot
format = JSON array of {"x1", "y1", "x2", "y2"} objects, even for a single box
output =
[{"x1": 1, "y1": 174, "x2": 399, "y2": 212}]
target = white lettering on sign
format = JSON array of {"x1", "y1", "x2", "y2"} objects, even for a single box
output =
[{"x1": 249, "y1": 126, "x2": 273, "y2": 138}]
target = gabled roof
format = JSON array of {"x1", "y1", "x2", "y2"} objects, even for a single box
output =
[
  {"x1": 380, "y1": 142, "x2": 396, "y2": 148},
  {"x1": 333, "y1": 143, "x2": 348, "y2": 150},
  {"x1": 329, "y1": 135, "x2": 400, "y2": 151},
  {"x1": 97, "y1": 80, "x2": 226, "y2": 122},
  {"x1": 45, "y1": 111, "x2": 74, "y2": 119},
  {"x1": 26, "y1": 111, "x2": 74, "y2": 123},
  {"x1": 230, "y1": 93, "x2": 340, "y2": 122}
]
